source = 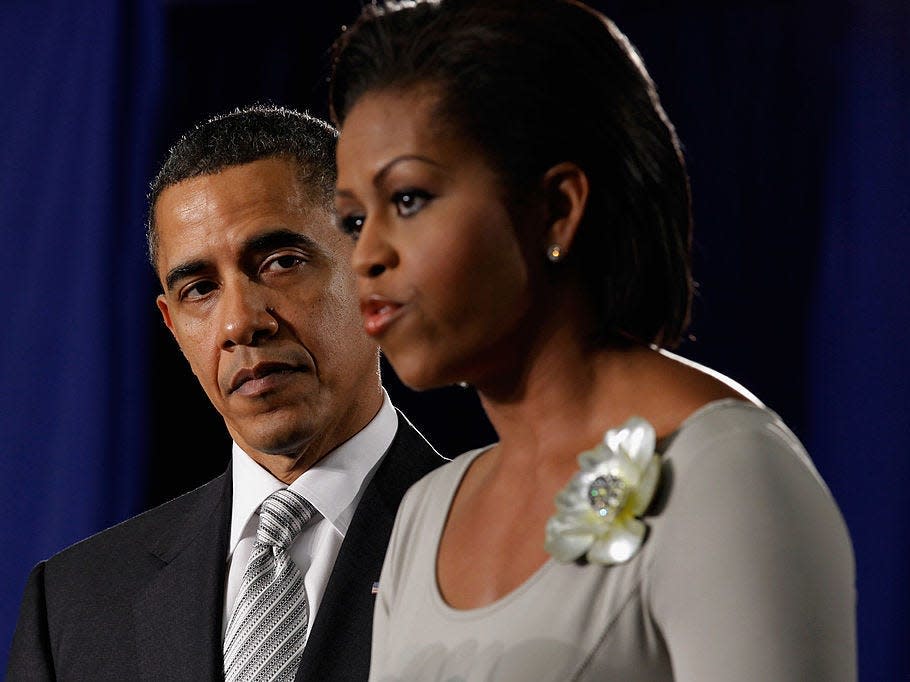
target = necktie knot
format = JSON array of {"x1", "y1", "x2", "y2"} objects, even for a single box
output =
[{"x1": 256, "y1": 489, "x2": 315, "y2": 551}]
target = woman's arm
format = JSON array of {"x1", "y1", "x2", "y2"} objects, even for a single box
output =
[{"x1": 647, "y1": 422, "x2": 856, "y2": 681}]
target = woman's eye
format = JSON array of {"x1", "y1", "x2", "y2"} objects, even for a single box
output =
[
  {"x1": 393, "y1": 189, "x2": 433, "y2": 217},
  {"x1": 183, "y1": 281, "x2": 217, "y2": 301},
  {"x1": 338, "y1": 214, "x2": 365, "y2": 238}
]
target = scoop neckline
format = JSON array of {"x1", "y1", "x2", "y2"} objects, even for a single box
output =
[
  {"x1": 428, "y1": 446, "x2": 559, "y2": 620},
  {"x1": 427, "y1": 397, "x2": 764, "y2": 618}
]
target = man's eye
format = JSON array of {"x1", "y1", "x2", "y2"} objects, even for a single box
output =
[
  {"x1": 182, "y1": 281, "x2": 217, "y2": 300},
  {"x1": 338, "y1": 214, "x2": 365, "y2": 238},
  {"x1": 393, "y1": 189, "x2": 433, "y2": 217},
  {"x1": 263, "y1": 254, "x2": 306, "y2": 272}
]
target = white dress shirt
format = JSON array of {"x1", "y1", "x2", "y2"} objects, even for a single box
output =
[{"x1": 222, "y1": 390, "x2": 397, "y2": 640}]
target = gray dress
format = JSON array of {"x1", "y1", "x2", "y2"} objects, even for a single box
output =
[{"x1": 369, "y1": 400, "x2": 856, "y2": 681}]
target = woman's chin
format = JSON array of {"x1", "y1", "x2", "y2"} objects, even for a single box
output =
[{"x1": 385, "y1": 353, "x2": 462, "y2": 393}]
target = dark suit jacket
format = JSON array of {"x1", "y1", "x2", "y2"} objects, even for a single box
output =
[{"x1": 7, "y1": 411, "x2": 443, "y2": 681}]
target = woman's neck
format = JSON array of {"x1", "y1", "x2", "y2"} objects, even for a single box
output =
[
  {"x1": 476, "y1": 325, "x2": 642, "y2": 469},
  {"x1": 475, "y1": 332, "x2": 746, "y2": 480}
]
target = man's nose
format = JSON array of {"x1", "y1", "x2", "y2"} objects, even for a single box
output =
[
  {"x1": 218, "y1": 279, "x2": 278, "y2": 348},
  {"x1": 351, "y1": 219, "x2": 399, "y2": 279}
]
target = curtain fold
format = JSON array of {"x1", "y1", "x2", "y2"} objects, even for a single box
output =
[
  {"x1": 808, "y1": 1, "x2": 910, "y2": 677},
  {"x1": 0, "y1": 0, "x2": 163, "y2": 667}
]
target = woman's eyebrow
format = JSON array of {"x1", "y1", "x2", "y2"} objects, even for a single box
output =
[{"x1": 373, "y1": 154, "x2": 447, "y2": 188}]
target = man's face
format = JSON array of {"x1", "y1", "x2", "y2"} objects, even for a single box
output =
[{"x1": 154, "y1": 156, "x2": 381, "y2": 480}]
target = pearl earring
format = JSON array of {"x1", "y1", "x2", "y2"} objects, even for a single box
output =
[{"x1": 547, "y1": 244, "x2": 564, "y2": 262}]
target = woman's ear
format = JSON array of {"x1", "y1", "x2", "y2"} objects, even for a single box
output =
[{"x1": 541, "y1": 162, "x2": 589, "y2": 260}]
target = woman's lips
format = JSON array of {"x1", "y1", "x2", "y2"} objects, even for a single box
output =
[{"x1": 360, "y1": 296, "x2": 405, "y2": 336}]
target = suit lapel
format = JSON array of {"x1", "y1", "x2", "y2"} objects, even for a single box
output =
[
  {"x1": 295, "y1": 412, "x2": 444, "y2": 681},
  {"x1": 132, "y1": 469, "x2": 232, "y2": 681},
  {"x1": 123, "y1": 415, "x2": 440, "y2": 681}
]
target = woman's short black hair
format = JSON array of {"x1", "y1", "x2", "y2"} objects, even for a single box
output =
[{"x1": 331, "y1": 0, "x2": 693, "y2": 348}]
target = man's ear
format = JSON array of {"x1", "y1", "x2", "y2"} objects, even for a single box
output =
[
  {"x1": 541, "y1": 162, "x2": 589, "y2": 257},
  {"x1": 156, "y1": 294, "x2": 178, "y2": 340}
]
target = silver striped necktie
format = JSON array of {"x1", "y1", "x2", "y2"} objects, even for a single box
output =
[{"x1": 223, "y1": 488, "x2": 316, "y2": 682}]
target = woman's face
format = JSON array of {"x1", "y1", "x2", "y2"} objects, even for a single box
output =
[{"x1": 335, "y1": 88, "x2": 539, "y2": 390}]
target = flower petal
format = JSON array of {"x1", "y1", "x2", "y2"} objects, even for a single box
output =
[
  {"x1": 628, "y1": 456, "x2": 662, "y2": 516},
  {"x1": 578, "y1": 445, "x2": 609, "y2": 471},
  {"x1": 610, "y1": 417, "x2": 656, "y2": 471},
  {"x1": 544, "y1": 526, "x2": 594, "y2": 562},
  {"x1": 605, "y1": 457, "x2": 640, "y2": 486},
  {"x1": 555, "y1": 486, "x2": 591, "y2": 513},
  {"x1": 548, "y1": 510, "x2": 588, "y2": 533},
  {"x1": 586, "y1": 518, "x2": 646, "y2": 565}
]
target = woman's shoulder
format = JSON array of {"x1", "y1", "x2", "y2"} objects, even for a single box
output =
[
  {"x1": 664, "y1": 398, "x2": 813, "y2": 476},
  {"x1": 650, "y1": 397, "x2": 851, "y2": 564},
  {"x1": 658, "y1": 397, "x2": 839, "y2": 501},
  {"x1": 672, "y1": 397, "x2": 786, "y2": 439}
]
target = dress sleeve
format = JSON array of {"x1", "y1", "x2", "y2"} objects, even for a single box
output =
[
  {"x1": 646, "y1": 423, "x2": 856, "y2": 681},
  {"x1": 7, "y1": 562, "x2": 55, "y2": 681}
]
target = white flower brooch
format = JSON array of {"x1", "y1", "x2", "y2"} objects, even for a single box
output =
[{"x1": 545, "y1": 417, "x2": 662, "y2": 565}]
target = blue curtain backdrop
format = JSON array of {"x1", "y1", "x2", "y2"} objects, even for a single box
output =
[
  {"x1": 0, "y1": 1, "x2": 906, "y2": 679},
  {"x1": 808, "y1": 0, "x2": 910, "y2": 673},
  {"x1": 0, "y1": 0, "x2": 163, "y2": 665}
]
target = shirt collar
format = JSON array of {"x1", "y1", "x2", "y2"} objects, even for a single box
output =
[{"x1": 228, "y1": 390, "x2": 398, "y2": 553}]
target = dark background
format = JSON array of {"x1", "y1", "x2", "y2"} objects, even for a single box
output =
[{"x1": 1, "y1": 1, "x2": 907, "y2": 678}]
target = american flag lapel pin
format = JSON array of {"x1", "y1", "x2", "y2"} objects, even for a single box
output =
[{"x1": 371, "y1": 581, "x2": 379, "y2": 595}]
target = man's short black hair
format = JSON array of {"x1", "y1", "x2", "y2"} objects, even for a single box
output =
[{"x1": 146, "y1": 104, "x2": 337, "y2": 268}]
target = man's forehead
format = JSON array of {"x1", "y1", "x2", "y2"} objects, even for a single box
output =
[
  {"x1": 155, "y1": 158, "x2": 313, "y2": 224},
  {"x1": 153, "y1": 160, "x2": 340, "y2": 270}
]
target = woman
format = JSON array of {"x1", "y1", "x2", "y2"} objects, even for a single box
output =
[{"x1": 331, "y1": 1, "x2": 855, "y2": 679}]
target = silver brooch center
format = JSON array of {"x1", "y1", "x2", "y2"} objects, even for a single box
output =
[{"x1": 588, "y1": 474, "x2": 627, "y2": 517}]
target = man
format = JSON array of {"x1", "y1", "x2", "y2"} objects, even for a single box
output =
[{"x1": 7, "y1": 105, "x2": 443, "y2": 680}]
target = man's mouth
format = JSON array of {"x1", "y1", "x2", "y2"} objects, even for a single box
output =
[{"x1": 229, "y1": 362, "x2": 304, "y2": 396}]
